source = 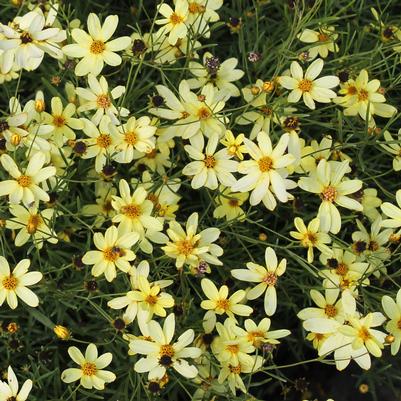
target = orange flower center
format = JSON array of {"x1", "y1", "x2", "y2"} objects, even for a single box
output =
[
  {"x1": 225, "y1": 344, "x2": 239, "y2": 354},
  {"x1": 176, "y1": 239, "x2": 194, "y2": 256},
  {"x1": 170, "y1": 12, "x2": 184, "y2": 25},
  {"x1": 216, "y1": 299, "x2": 230, "y2": 311},
  {"x1": 103, "y1": 247, "x2": 121, "y2": 262},
  {"x1": 321, "y1": 186, "x2": 337, "y2": 202},
  {"x1": 302, "y1": 232, "x2": 317, "y2": 246},
  {"x1": 263, "y1": 272, "x2": 277, "y2": 286},
  {"x1": 96, "y1": 94, "x2": 111, "y2": 109},
  {"x1": 298, "y1": 79, "x2": 313, "y2": 93},
  {"x1": 358, "y1": 327, "x2": 371, "y2": 341},
  {"x1": 125, "y1": 131, "x2": 138, "y2": 145},
  {"x1": 81, "y1": 362, "x2": 97, "y2": 376},
  {"x1": 145, "y1": 294, "x2": 159, "y2": 305},
  {"x1": 197, "y1": 107, "x2": 211, "y2": 120},
  {"x1": 2, "y1": 275, "x2": 18, "y2": 290},
  {"x1": 358, "y1": 89, "x2": 369, "y2": 102},
  {"x1": 188, "y1": 2, "x2": 206, "y2": 13},
  {"x1": 17, "y1": 175, "x2": 32, "y2": 188},
  {"x1": 335, "y1": 263, "x2": 348, "y2": 276},
  {"x1": 229, "y1": 364, "x2": 241, "y2": 374},
  {"x1": 159, "y1": 344, "x2": 175, "y2": 357},
  {"x1": 397, "y1": 318, "x2": 401, "y2": 330},
  {"x1": 258, "y1": 156, "x2": 273, "y2": 172},
  {"x1": 121, "y1": 204, "x2": 141, "y2": 219},
  {"x1": 27, "y1": 214, "x2": 42, "y2": 234},
  {"x1": 90, "y1": 40, "x2": 106, "y2": 55},
  {"x1": 53, "y1": 115, "x2": 66, "y2": 127},
  {"x1": 347, "y1": 86, "x2": 357, "y2": 95},
  {"x1": 204, "y1": 155, "x2": 216, "y2": 168},
  {"x1": 324, "y1": 304, "x2": 337, "y2": 317},
  {"x1": 318, "y1": 33, "x2": 329, "y2": 42},
  {"x1": 228, "y1": 198, "x2": 239, "y2": 207},
  {"x1": 96, "y1": 133, "x2": 112, "y2": 148}
]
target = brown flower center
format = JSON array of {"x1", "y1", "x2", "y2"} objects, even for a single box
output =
[
  {"x1": 204, "y1": 155, "x2": 216, "y2": 168},
  {"x1": 81, "y1": 362, "x2": 97, "y2": 376},
  {"x1": 258, "y1": 156, "x2": 273, "y2": 172},
  {"x1": 318, "y1": 33, "x2": 329, "y2": 42},
  {"x1": 20, "y1": 31, "x2": 33, "y2": 44},
  {"x1": 229, "y1": 364, "x2": 241, "y2": 374},
  {"x1": 298, "y1": 79, "x2": 313, "y2": 93},
  {"x1": 226, "y1": 344, "x2": 239, "y2": 354},
  {"x1": 90, "y1": 40, "x2": 106, "y2": 55},
  {"x1": 228, "y1": 199, "x2": 239, "y2": 207},
  {"x1": 335, "y1": 263, "x2": 348, "y2": 276},
  {"x1": 302, "y1": 232, "x2": 317, "y2": 246},
  {"x1": 2, "y1": 275, "x2": 18, "y2": 290},
  {"x1": 103, "y1": 247, "x2": 121, "y2": 262},
  {"x1": 321, "y1": 186, "x2": 337, "y2": 202},
  {"x1": 17, "y1": 175, "x2": 32, "y2": 188},
  {"x1": 347, "y1": 86, "x2": 357, "y2": 95},
  {"x1": 197, "y1": 107, "x2": 211, "y2": 120},
  {"x1": 145, "y1": 294, "x2": 158, "y2": 305}
]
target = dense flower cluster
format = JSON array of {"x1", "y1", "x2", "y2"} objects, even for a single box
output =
[{"x1": 1, "y1": 1, "x2": 401, "y2": 400}]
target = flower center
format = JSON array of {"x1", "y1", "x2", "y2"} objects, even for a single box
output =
[
  {"x1": 170, "y1": 12, "x2": 184, "y2": 25},
  {"x1": 229, "y1": 364, "x2": 241, "y2": 374},
  {"x1": 103, "y1": 247, "x2": 121, "y2": 262},
  {"x1": 81, "y1": 362, "x2": 97, "y2": 376},
  {"x1": 358, "y1": 327, "x2": 371, "y2": 341},
  {"x1": 358, "y1": 89, "x2": 369, "y2": 102},
  {"x1": 347, "y1": 86, "x2": 357, "y2": 95},
  {"x1": 226, "y1": 344, "x2": 239, "y2": 354},
  {"x1": 2, "y1": 275, "x2": 18, "y2": 290},
  {"x1": 368, "y1": 241, "x2": 379, "y2": 251},
  {"x1": 302, "y1": 232, "x2": 317, "y2": 246},
  {"x1": 258, "y1": 156, "x2": 273, "y2": 172},
  {"x1": 335, "y1": 263, "x2": 348, "y2": 276},
  {"x1": 324, "y1": 304, "x2": 337, "y2": 317},
  {"x1": 53, "y1": 115, "x2": 66, "y2": 127},
  {"x1": 17, "y1": 175, "x2": 32, "y2": 188},
  {"x1": 204, "y1": 155, "x2": 216, "y2": 168},
  {"x1": 145, "y1": 294, "x2": 159, "y2": 305},
  {"x1": 160, "y1": 344, "x2": 175, "y2": 357},
  {"x1": 96, "y1": 133, "x2": 112, "y2": 148},
  {"x1": 188, "y1": 2, "x2": 205, "y2": 13},
  {"x1": 177, "y1": 239, "x2": 194, "y2": 256},
  {"x1": 96, "y1": 94, "x2": 111, "y2": 109},
  {"x1": 0, "y1": 121, "x2": 10, "y2": 132},
  {"x1": 197, "y1": 107, "x2": 211, "y2": 120},
  {"x1": 228, "y1": 199, "x2": 239, "y2": 207},
  {"x1": 260, "y1": 106, "x2": 273, "y2": 115},
  {"x1": 20, "y1": 31, "x2": 33, "y2": 44},
  {"x1": 121, "y1": 204, "x2": 141, "y2": 219},
  {"x1": 27, "y1": 214, "x2": 42, "y2": 234},
  {"x1": 146, "y1": 149, "x2": 157, "y2": 159},
  {"x1": 247, "y1": 330, "x2": 264, "y2": 345},
  {"x1": 125, "y1": 131, "x2": 138, "y2": 145},
  {"x1": 318, "y1": 33, "x2": 329, "y2": 41},
  {"x1": 321, "y1": 186, "x2": 337, "y2": 202},
  {"x1": 298, "y1": 79, "x2": 313, "y2": 93},
  {"x1": 216, "y1": 299, "x2": 230, "y2": 311},
  {"x1": 263, "y1": 272, "x2": 277, "y2": 286},
  {"x1": 397, "y1": 318, "x2": 401, "y2": 330},
  {"x1": 90, "y1": 40, "x2": 106, "y2": 55}
]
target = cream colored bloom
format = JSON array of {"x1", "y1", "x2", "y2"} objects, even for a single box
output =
[
  {"x1": 6, "y1": 204, "x2": 57, "y2": 249},
  {"x1": 42, "y1": 97, "x2": 83, "y2": 146},
  {"x1": 156, "y1": 0, "x2": 189, "y2": 45},
  {"x1": 0, "y1": 152, "x2": 56, "y2": 206},
  {"x1": 213, "y1": 186, "x2": 248, "y2": 221},
  {"x1": 76, "y1": 74, "x2": 129, "y2": 125},
  {"x1": 201, "y1": 278, "x2": 253, "y2": 333},
  {"x1": 298, "y1": 159, "x2": 363, "y2": 234},
  {"x1": 232, "y1": 131, "x2": 295, "y2": 210},
  {"x1": 61, "y1": 343, "x2": 116, "y2": 390},
  {"x1": 130, "y1": 313, "x2": 202, "y2": 379},
  {"x1": 183, "y1": 133, "x2": 238, "y2": 190},
  {"x1": 334, "y1": 69, "x2": 397, "y2": 122},
  {"x1": 162, "y1": 212, "x2": 223, "y2": 269},
  {"x1": 220, "y1": 130, "x2": 247, "y2": 160},
  {"x1": 63, "y1": 13, "x2": 131, "y2": 76},
  {"x1": 185, "y1": 0, "x2": 223, "y2": 38},
  {"x1": 278, "y1": 58, "x2": 339, "y2": 109},
  {"x1": 298, "y1": 26, "x2": 339, "y2": 59},
  {"x1": 113, "y1": 116, "x2": 157, "y2": 163},
  {"x1": 82, "y1": 225, "x2": 139, "y2": 282},
  {"x1": 382, "y1": 289, "x2": 401, "y2": 355},
  {"x1": 290, "y1": 217, "x2": 332, "y2": 262},
  {"x1": 381, "y1": 129, "x2": 401, "y2": 171},
  {"x1": 381, "y1": 189, "x2": 401, "y2": 232},
  {"x1": 0, "y1": 366, "x2": 32, "y2": 401},
  {"x1": 231, "y1": 247, "x2": 286, "y2": 316},
  {"x1": 0, "y1": 257, "x2": 42, "y2": 309}
]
